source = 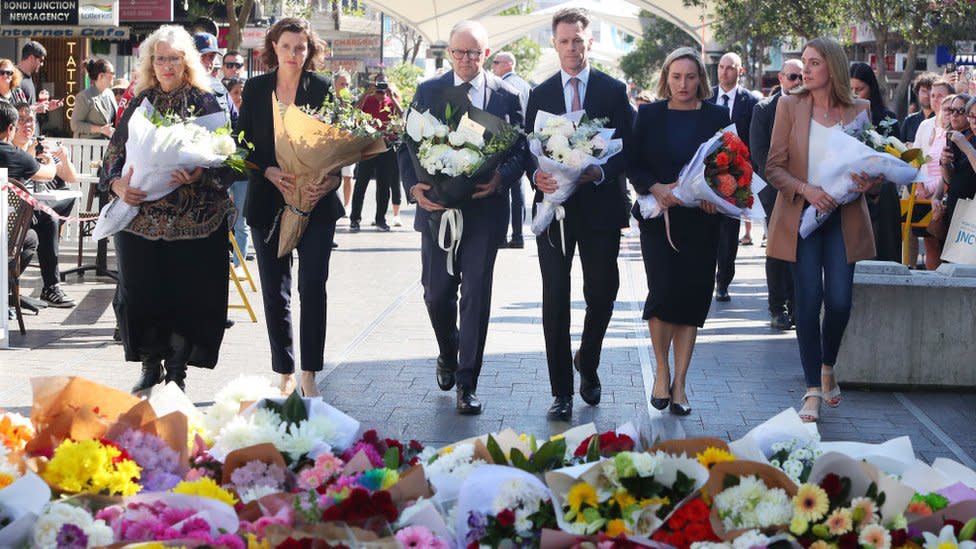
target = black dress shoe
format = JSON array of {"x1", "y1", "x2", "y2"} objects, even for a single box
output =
[
  {"x1": 507, "y1": 239, "x2": 524, "y2": 249},
  {"x1": 132, "y1": 359, "x2": 164, "y2": 393},
  {"x1": 456, "y1": 388, "x2": 483, "y2": 415},
  {"x1": 770, "y1": 311, "x2": 792, "y2": 330},
  {"x1": 349, "y1": 221, "x2": 360, "y2": 233},
  {"x1": 225, "y1": 319, "x2": 235, "y2": 329},
  {"x1": 715, "y1": 288, "x2": 731, "y2": 302},
  {"x1": 547, "y1": 396, "x2": 573, "y2": 421},
  {"x1": 574, "y1": 352, "x2": 601, "y2": 406},
  {"x1": 670, "y1": 400, "x2": 692, "y2": 416},
  {"x1": 376, "y1": 222, "x2": 391, "y2": 232},
  {"x1": 436, "y1": 356, "x2": 458, "y2": 391},
  {"x1": 164, "y1": 364, "x2": 187, "y2": 392},
  {"x1": 332, "y1": 241, "x2": 339, "y2": 249}
]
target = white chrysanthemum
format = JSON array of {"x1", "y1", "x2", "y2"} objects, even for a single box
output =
[
  {"x1": 240, "y1": 484, "x2": 281, "y2": 503},
  {"x1": 732, "y1": 530, "x2": 770, "y2": 549},
  {"x1": 783, "y1": 459, "x2": 804, "y2": 481},
  {"x1": 546, "y1": 134, "x2": 570, "y2": 155},
  {"x1": 87, "y1": 519, "x2": 115, "y2": 547},
  {"x1": 305, "y1": 414, "x2": 338, "y2": 445},
  {"x1": 714, "y1": 475, "x2": 791, "y2": 530},
  {"x1": 448, "y1": 131, "x2": 467, "y2": 147},
  {"x1": 250, "y1": 407, "x2": 283, "y2": 430},
  {"x1": 33, "y1": 502, "x2": 101, "y2": 549},
  {"x1": 212, "y1": 414, "x2": 283, "y2": 456},
  {"x1": 565, "y1": 148, "x2": 587, "y2": 168},
  {"x1": 213, "y1": 133, "x2": 237, "y2": 156}
]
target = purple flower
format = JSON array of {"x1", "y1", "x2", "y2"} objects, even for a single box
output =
[
  {"x1": 466, "y1": 511, "x2": 487, "y2": 544},
  {"x1": 229, "y1": 460, "x2": 287, "y2": 492},
  {"x1": 55, "y1": 524, "x2": 88, "y2": 549},
  {"x1": 110, "y1": 428, "x2": 183, "y2": 490},
  {"x1": 341, "y1": 442, "x2": 384, "y2": 468}
]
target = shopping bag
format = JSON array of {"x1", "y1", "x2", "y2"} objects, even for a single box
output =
[{"x1": 941, "y1": 198, "x2": 976, "y2": 264}]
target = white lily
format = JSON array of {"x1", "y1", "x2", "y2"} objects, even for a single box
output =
[{"x1": 922, "y1": 525, "x2": 976, "y2": 549}]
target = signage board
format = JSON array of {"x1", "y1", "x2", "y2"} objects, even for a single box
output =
[
  {"x1": 2, "y1": 0, "x2": 79, "y2": 25},
  {"x1": 0, "y1": 24, "x2": 128, "y2": 38},
  {"x1": 330, "y1": 35, "x2": 381, "y2": 58},
  {"x1": 119, "y1": 0, "x2": 171, "y2": 22}
]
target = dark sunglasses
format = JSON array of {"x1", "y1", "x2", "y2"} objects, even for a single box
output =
[
  {"x1": 223, "y1": 62, "x2": 243, "y2": 69},
  {"x1": 0, "y1": 70, "x2": 13, "y2": 77},
  {"x1": 948, "y1": 107, "x2": 967, "y2": 115},
  {"x1": 784, "y1": 73, "x2": 802, "y2": 82}
]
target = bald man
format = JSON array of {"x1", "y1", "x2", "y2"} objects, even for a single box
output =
[{"x1": 708, "y1": 51, "x2": 758, "y2": 303}]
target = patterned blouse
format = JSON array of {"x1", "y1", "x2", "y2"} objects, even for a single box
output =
[{"x1": 98, "y1": 84, "x2": 234, "y2": 241}]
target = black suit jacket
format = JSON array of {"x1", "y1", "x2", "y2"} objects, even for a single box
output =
[
  {"x1": 524, "y1": 69, "x2": 635, "y2": 230},
  {"x1": 710, "y1": 85, "x2": 758, "y2": 150},
  {"x1": 398, "y1": 70, "x2": 526, "y2": 234},
  {"x1": 238, "y1": 70, "x2": 342, "y2": 230},
  {"x1": 750, "y1": 91, "x2": 780, "y2": 215}
]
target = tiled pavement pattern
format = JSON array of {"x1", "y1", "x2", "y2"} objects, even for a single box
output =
[{"x1": 4, "y1": 197, "x2": 975, "y2": 466}]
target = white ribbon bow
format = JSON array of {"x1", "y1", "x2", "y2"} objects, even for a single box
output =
[{"x1": 437, "y1": 208, "x2": 464, "y2": 276}]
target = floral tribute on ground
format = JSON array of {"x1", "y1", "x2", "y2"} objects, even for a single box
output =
[{"x1": 1, "y1": 377, "x2": 975, "y2": 549}]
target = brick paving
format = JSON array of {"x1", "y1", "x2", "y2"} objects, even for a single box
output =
[{"x1": 4, "y1": 196, "x2": 975, "y2": 466}]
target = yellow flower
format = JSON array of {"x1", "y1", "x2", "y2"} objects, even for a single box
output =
[
  {"x1": 791, "y1": 515, "x2": 810, "y2": 536},
  {"x1": 439, "y1": 446, "x2": 455, "y2": 455},
  {"x1": 826, "y1": 507, "x2": 853, "y2": 535},
  {"x1": 794, "y1": 483, "x2": 830, "y2": 522},
  {"x1": 42, "y1": 439, "x2": 141, "y2": 496},
  {"x1": 171, "y1": 477, "x2": 238, "y2": 506},
  {"x1": 567, "y1": 482, "x2": 599, "y2": 517},
  {"x1": 606, "y1": 519, "x2": 632, "y2": 537},
  {"x1": 613, "y1": 490, "x2": 637, "y2": 509},
  {"x1": 550, "y1": 434, "x2": 566, "y2": 442},
  {"x1": 639, "y1": 496, "x2": 671, "y2": 507},
  {"x1": 696, "y1": 447, "x2": 736, "y2": 469},
  {"x1": 809, "y1": 541, "x2": 835, "y2": 549},
  {"x1": 247, "y1": 534, "x2": 271, "y2": 549},
  {"x1": 0, "y1": 472, "x2": 13, "y2": 489}
]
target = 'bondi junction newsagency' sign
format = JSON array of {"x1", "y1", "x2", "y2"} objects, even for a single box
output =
[{"x1": 0, "y1": 0, "x2": 118, "y2": 26}]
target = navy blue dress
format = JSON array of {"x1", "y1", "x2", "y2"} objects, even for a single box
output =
[{"x1": 628, "y1": 100, "x2": 730, "y2": 327}]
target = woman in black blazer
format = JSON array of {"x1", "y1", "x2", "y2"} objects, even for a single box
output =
[{"x1": 238, "y1": 17, "x2": 341, "y2": 397}]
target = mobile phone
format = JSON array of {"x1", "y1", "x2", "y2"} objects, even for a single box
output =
[{"x1": 946, "y1": 62, "x2": 957, "y2": 73}]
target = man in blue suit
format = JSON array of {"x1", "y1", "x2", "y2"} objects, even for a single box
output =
[
  {"x1": 709, "y1": 52, "x2": 758, "y2": 302},
  {"x1": 398, "y1": 20, "x2": 526, "y2": 415},
  {"x1": 525, "y1": 7, "x2": 634, "y2": 421}
]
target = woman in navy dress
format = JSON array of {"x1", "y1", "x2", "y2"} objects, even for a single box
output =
[{"x1": 628, "y1": 47, "x2": 730, "y2": 415}]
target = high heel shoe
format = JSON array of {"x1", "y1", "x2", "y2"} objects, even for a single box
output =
[
  {"x1": 300, "y1": 372, "x2": 321, "y2": 398},
  {"x1": 669, "y1": 384, "x2": 692, "y2": 415},
  {"x1": 651, "y1": 393, "x2": 671, "y2": 410}
]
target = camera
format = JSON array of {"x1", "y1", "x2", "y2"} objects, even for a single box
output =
[
  {"x1": 375, "y1": 81, "x2": 389, "y2": 93},
  {"x1": 946, "y1": 62, "x2": 957, "y2": 73},
  {"x1": 35, "y1": 135, "x2": 45, "y2": 157}
]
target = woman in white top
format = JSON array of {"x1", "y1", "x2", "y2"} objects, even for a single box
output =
[{"x1": 913, "y1": 83, "x2": 955, "y2": 269}]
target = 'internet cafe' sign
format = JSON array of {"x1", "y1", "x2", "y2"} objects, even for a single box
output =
[{"x1": 1, "y1": 0, "x2": 119, "y2": 26}]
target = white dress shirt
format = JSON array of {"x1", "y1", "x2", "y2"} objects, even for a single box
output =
[
  {"x1": 560, "y1": 65, "x2": 591, "y2": 113},
  {"x1": 454, "y1": 70, "x2": 489, "y2": 109},
  {"x1": 717, "y1": 85, "x2": 739, "y2": 115}
]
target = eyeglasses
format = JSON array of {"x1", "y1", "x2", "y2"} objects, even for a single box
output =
[
  {"x1": 449, "y1": 49, "x2": 483, "y2": 60},
  {"x1": 152, "y1": 55, "x2": 183, "y2": 66},
  {"x1": 947, "y1": 107, "x2": 966, "y2": 116},
  {"x1": 223, "y1": 62, "x2": 243, "y2": 69},
  {"x1": 0, "y1": 70, "x2": 13, "y2": 77},
  {"x1": 967, "y1": 113, "x2": 976, "y2": 120},
  {"x1": 784, "y1": 73, "x2": 802, "y2": 82}
]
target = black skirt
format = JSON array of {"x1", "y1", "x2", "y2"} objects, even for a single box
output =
[
  {"x1": 639, "y1": 206, "x2": 721, "y2": 327},
  {"x1": 113, "y1": 225, "x2": 229, "y2": 367}
]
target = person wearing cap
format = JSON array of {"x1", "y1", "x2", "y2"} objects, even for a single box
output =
[
  {"x1": 193, "y1": 32, "x2": 230, "y2": 113},
  {"x1": 111, "y1": 78, "x2": 130, "y2": 103}
]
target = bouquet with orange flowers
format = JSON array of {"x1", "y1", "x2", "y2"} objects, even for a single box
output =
[{"x1": 702, "y1": 131, "x2": 755, "y2": 210}]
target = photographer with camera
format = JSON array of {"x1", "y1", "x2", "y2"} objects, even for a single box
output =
[{"x1": 349, "y1": 78, "x2": 404, "y2": 231}]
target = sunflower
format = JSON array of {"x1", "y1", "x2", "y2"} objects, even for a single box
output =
[
  {"x1": 696, "y1": 447, "x2": 736, "y2": 469},
  {"x1": 825, "y1": 507, "x2": 853, "y2": 535},
  {"x1": 567, "y1": 482, "x2": 599, "y2": 520},
  {"x1": 794, "y1": 483, "x2": 830, "y2": 522}
]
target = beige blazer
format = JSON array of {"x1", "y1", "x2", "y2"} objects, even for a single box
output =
[
  {"x1": 70, "y1": 86, "x2": 117, "y2": 139},
  {"x1": 765, "y1": 93, "x2": 876, "y2": 263}
]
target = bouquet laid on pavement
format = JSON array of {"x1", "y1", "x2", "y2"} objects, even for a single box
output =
[
  {"x1": 402, "y1": 99, "x2": 520, "y2": 274},
  {"x1": 797, "y1": 111, "x2": 922, "y2": 238},
  {"x1": 92, "y1": 99, "x2": 247, "y2": 240},
  {"x1": 271, "y1": 93, "x2": 388, "y2": 257},
  {"x1": 528, "y1": 110, "x2": 623, "y2": 250}
]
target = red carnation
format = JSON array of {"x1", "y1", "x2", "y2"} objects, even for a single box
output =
[
  {"x1": 683, "y1": 498, "x2": 711, "y2": 522},
  {"x1": 819, "y1": 473, "x2": 843, "y2": 500},
  {"x1": 669, "y1": 532, "x2": 688, "y2": 549},
  {"x1": 497, "y1": 508, "x2": 516, "y2": 528},
  {"x1": 715, "y1": 152, "x2": 730, "y2": 168},
  {"x1": 737, "y1": 175, "x2": 750, "y2": 189},
  {"x1": 717, "y1": 174, "x2": 736, "y2": 197},
  {"x1": 667, "y1": 511, "x2": 688, "y2": 530},
  {"x1": 891, "y1": 529, "x2": 908, "y2": 548},
  {"x1": 722, "y1": 132, "x2": 737, "y2": 147},
  {"x1": 362, "y1": 430, "x2": 380, "y2": 445},
  {"x1": 838, "y1": 532, "x2": 859, "y2": 549},
  {"x1": 685, "y1": 521, "x2": 715, "y2": 544}
]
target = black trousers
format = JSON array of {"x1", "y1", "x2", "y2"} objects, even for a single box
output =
[
  {"x1": 715, "y1": 216, "x2": 741, "y2": 292},
  {"x1": 251, "y1": 214, "x2": 337, "y2": 374},
  {"x1": 31, "y1": 198, "x2": 75, "y2": 288},
  {"x1": 509, "y1": 176, "x2": 525, "y2": 241},
  {"x1": 537, "y1": 218, "x2": 620, "y2": 397},
  {"x1": 350, "y1": 148, "x2": 401, "y2": 225},
  {"x1": 766, "y1": 253, "x2": 794, "y2": 316},
  {"x1": 420, "y1": 222, "x2": 500, "y2": 391}
]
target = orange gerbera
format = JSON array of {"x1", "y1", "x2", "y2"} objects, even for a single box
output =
[{"x1": 0, "y1": 415, "x2": 33, "y2": 452}]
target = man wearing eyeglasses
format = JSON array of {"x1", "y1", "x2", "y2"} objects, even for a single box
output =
[
  {"x1": 398, "y1": 19, "x2": 526, "y2": 415},
  {"x1": 222, "y1": 51, "x2": 246, "y2": 81},
  {"x1": 524, "y1": 8, "x2": 635, "y2": 421},
  {"x1": 750, "y1": 58, "x2": 803, "y2": 331}
]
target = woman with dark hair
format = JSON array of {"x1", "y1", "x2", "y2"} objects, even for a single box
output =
[
  {"x1": 938, "y1": 94, "x2": 976, "y2": 249},
  {"x1": 237, "y1": 17, "x2": 338, "y2": 397},
  {"x1": 849, "y1": 61, "x2": 902, "y2": 262},
  {"x1": 628, "y1": 47, "x2": 729, "y2": 416},
  {"x1": 71, "y1": 58, "x2": 118, "y2": 139}
]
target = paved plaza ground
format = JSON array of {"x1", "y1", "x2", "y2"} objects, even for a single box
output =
[{"x1": 4, "y1": 197, "x2": 976, "y2": 466}]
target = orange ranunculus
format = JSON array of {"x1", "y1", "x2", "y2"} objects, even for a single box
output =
[
  {"x1": 717, "y1": 174, "x2": 736, "y2": 197},
  {"x1": 0, "y1": 415, "x2": 33, "y2": 452},
  {"x1": 715, "y1": 152, "x2": 730, "y2": 168}
]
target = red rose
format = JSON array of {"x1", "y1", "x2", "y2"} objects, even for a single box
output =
[
  {"x1": 408, "y1": 440, "x2": 424, "y2": 451},
  {"x1": 652, "y1": 529, "x2": 671, "y2": 542},
  {"x1": 685, "y1": 522, "x2": 711, "y2": 542},
  {"x1": 737, "y1": 175, "x2": 749, "y2": 189},
  {"x1": 601, "y1": 432, "x2": 635, "y2": 454},
  {"x1": 497, "y1": 508, "x2": 516, "y2": 528},
  {"x1": 669, "y1": 532, "x2": 688, "y2": 549},
  {"x1": 362, "y1": 430, "x2": 380, "y2": 444},
  {"x1": 683, "y1": 498, "x2": 710, "y2": 522},
  {"x1": 819, "y1": 473, "x2": 843, "y2": 500},
  {"x1": 747, "y1": 195, "x2": 754, "y2": 208},
  {"x1": 668, "y1": 511, "x2": 688, "y2": 530},
  {"x1": 277, "y1": 538, "x2": 314, "y2": 549},
  {"x1": 715, "y1": 152, "x2": 730, "y2": 167},
  {"x1": 573, "y1": 434, "x2": 596, "y2": 457},
  {"x1": 891, "y1": 529, "x2": 908, "y2": 548}
]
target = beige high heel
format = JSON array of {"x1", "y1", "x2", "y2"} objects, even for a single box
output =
[
  {"x1": 279, "y1": 373, "x2": 297, "y2": 396},
  {"x1": 300, "y1": 371, "x2": 321, "y2": 398}
]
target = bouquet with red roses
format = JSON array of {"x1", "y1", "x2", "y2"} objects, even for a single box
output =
[
  {"x1": 651, "y1": 497, "x2": 720, "y2": 549},
  {"x1": 572, "y1": 432, "x2": 636, "y2": 462},
  {"x1": 320, "y1": 487, "x2": 398, "y2": 523}
]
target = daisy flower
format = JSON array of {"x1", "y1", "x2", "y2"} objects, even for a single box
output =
[
  {"x1": 851, "y1": 497, "x2": 880, "y2": 526},
  {"x1": 859, "y1": 524, "x2": 892, "y2": 549},
  {"x1": 793, "y1": 483, "x2": 830, "y2": 522},
  {"x1": 825, "y1": 507, "x2": 853, "y2": 535}
]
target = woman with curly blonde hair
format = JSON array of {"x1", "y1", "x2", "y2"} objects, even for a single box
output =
[
  {"x1": 98, "y1": 24, "x2": 234, "y2": 394},
  {"x1": 0, "y1": 58, "x2": 26, "y2": 103}
]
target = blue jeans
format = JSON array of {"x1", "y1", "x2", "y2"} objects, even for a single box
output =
[
  {"x1": 230, "y1": 180, "x2": 250, "y2": 266},
  {"x1": 790, "y1": 211, "x2": 855, "y2": 388}
]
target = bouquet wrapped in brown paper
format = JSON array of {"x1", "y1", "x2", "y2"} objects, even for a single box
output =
[
  {"x1": 271, "y1": 93, "x2": 387, "y2": 257},
  {"x1": 705, "y1": 460, "x2": 798, "y2": 541}
]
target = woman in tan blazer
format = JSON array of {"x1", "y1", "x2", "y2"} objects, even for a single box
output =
[
  {"x1": 70, "y1": 58, "x2": 117, "y2": 139},
  {"x1": 765, "y1": 37, "x2": 882, "y2": 423}
]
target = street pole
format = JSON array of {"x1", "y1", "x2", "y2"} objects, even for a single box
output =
[{"x1": 379, "y1": 12, "x2": 385, "y2": 68}]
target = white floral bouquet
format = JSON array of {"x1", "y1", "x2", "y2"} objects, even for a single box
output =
[
  {"x1": 797, "y1": 111, "x2": 921, "y2": 239},
  {"x1": 455, "y1": 465, "x2": 556, "y2": 548},
  {"x1": 32, "y1": 501, "x2": 114, "y2": 549},
  {"x1": 768, "y1": 438, "x2": 823, "y2": 484},
  {"x1": 713, "y1": 474, "x2": 794, "y2": 531},
  {"x1": 528, "y1": 110, "x2": 623, "y2": 243},
  {"x1": 691, "y1": 529, "x2": 773, "y2": 549},
  {"x1": 93, "y1": 98, "x2": 246, "y2": 240},
  {"x1": 420, "y1": 442, "x2": 489, "y2": 506}
]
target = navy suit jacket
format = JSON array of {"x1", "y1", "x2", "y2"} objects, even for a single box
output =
[
  {"x1": 710, "y1": 85, "x2": 758, "y2": 150},
  {"x1": 398, "y1": 70, "x2": 526, "y2": 234},
  {"x1": 524, "y1": 69, "x2": 635, "y2": 229}
]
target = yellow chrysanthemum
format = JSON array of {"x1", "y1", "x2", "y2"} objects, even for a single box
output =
[
  {"x1": 439, "y1": 446, "x2": 455, "y2": 455},
  {"x1": 606, "y1": 519, "x2": 632, "y2": 537},
  {"x1": 826, "y1": 508, "x2": 853, "y2": 535},
  {"x1": 42, "y1": 439, "x2": 142, "y2": 496},
  {"x1": 567, "y1": 482, "x2": 599, "y2": 514},
  {"x1": 639, "y1": 496, "x2": 671, "y2": 507},
  {"x1": 247, "y1": 534, "x2": 271, "y2": 549},
  {"x1": 696, "y1": 447, "x2": 736, "y2": 469},
  {"x1": 171, "y1": 477, "x2": 238, "y2": 506},
  {"x1": 613, "y1": 490, "x2": 637, "y2": 509},
  {"x1": 794, "y1": 483, "x2": 830, "y2": 522}
]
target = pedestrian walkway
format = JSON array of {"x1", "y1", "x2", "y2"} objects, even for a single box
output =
[{"x1": 4, "y1": 204, "x2": 975, "y2": 467}]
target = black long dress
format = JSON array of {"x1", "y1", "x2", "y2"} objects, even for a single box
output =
[
  {"x1": 628, "y1": 100, "x2": 730, "y2": 327},
  {"x1": 945, "y1": 131, "x2": 976, "y2": 239},
  {"x1": 99, "y1": 85, "x2": 234, "y2": 368}
]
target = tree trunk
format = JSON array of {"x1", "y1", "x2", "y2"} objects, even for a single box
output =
[
  {"x1": 873, "y1": 24, "x2": 889, "y2": 94},
  {"x1": 224, "y1": 0, "x2": 254, "y2": 51},
  {"x1": 410, "y1": 36, "x2": 422, "y2": 64},
  {"x1": 331, "y1": 0, "x2": 341, "y2": 31},
  {"x1": 893, "y1": 41, "x2": 918, "y2": 120}
]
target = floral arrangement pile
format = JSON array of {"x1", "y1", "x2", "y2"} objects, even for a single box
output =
[{"x1": 1, "y1": 376, "x2": 976, "y2": 549}]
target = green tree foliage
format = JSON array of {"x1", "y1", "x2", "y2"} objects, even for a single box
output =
[
  {"x1": 387, "y1": 62, "x2": 424, "y2": 106},
  {"x1": 619, "y1": 11, "x2": 699, "y2": 91}
]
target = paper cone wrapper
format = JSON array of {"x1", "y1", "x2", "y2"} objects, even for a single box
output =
[
  {"x1": 807, "y1": 452, "x2": 915, "y2": 521},
  {"x1": 221, "y1": 443, "x2": 287, "y2": 486},
  {"x1": 705, "y1": 460, "x2": 798, "y2": 541},
  {"x1": 272, "y1": 95, "x2": 386, "y2": 257},
  {"x1": 650, "y1": 437, "x2": 730, "y2": 458},
  {"x1": 539, "y1": 528, "x2": 665, "y2": 549},
  {"x1": 387, "y1": 464, "x2": 433, "y2": 506},
  {"x1": 104, "y1": 400, "x2": 189, "y2": 467},
  {"x1": 264, "y1": 522, "x2": 398, "y2": 548},
  {"x1": 26, "y1": 376, "x2": 140, "y2": 454}
]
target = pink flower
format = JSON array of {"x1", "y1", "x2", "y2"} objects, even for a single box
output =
[{"x1": 396, "y1": 525, "x2": 447, "y2": 549}]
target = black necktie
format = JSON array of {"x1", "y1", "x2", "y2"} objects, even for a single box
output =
[
  {"x1": 456, "y1": 82, "x2": 473, "y2": 93},
  {"x1": 722, "y1": 94, "x2": 731, "y2": 110}
]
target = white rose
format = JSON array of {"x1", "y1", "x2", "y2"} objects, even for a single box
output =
[
  {"x1": 885, "y1": 135, "x2": 908, "y2": 153},
  {"x1": 590, "y1": 134, "x2": 608, "y2": 152},
  {"x1": 214, "y1": 133, "x2": 237, "y2": 156},
  {"x1": 448, "y1": 131, "x2": 467, "y2": 147},
  {"x1": 434, "y1": 124, "x2": 450, "y2": 139},
  {"x1": 566, "y1": 149, "x2": 587, "y2": 168},
  {"x1": 546, "y1": 134, "x2": 570, "y2": 155},
  {"x1": 867, "y1": 129, "x2": 885, "y2": 148}
]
